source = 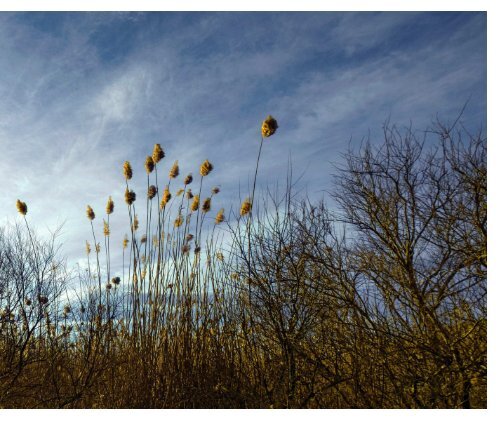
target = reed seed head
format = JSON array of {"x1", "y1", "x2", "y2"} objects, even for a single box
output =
[
  {"x1": 112, "y1": 276, "x2": 121, "y2": 285},
  {"x1": 212, "y1": 186, "x2": 220, "y2": 195},
  {"x1": 96, "y1": 243, "x2": 101, "y2": 253},
  {"x1": 152, "y1": 143, "x2": 165, "y2": 164},
  {"x1": 186, "y1": 189, "x2": 194, "y2": 199},
  {"x1": 182, "y1": 244, "x2": 190, "y2": 255},
  {"x1": 202, "y1": 197, "x2": 211, "y2": 213},
  {"x1": 133, "y1": 215, "x2": 139, "y2": 231},
  {"x1": 63, "y1": 305, "x2": 71, "y2": 314},
  {"x1": 194, "y1": 246, "x2": 201, "y2": 254},
  {"x1": 125, "y1": 188, "x2": 136, "y2": 205},
  {"x1": 200, "y1": 160, "x2": 213, "y2": 177},
  {"x1": 191, "y1": 195, "x2": 200, "y2": 212},
  {"x1": 25, "y1": 298, "x2": 32, "y2": 306},
  {"x1": 216, "y1": 252, "x2": 224, "y2": 261},
  {"x1": 145, "y1": 155, "x2": 155, "y2": 174},
  {"x1": 141, "y1": 235, "x2": 147, "y2": 244},
  {"x1": 85, "y1": 240, "x2": 91, "y2": 255},
  {"x1": 169, "y1": 160, "x2": 179, "y2": 179},
  {"x1": 215, "y1": 208, "x2": 225, "y2": 224},
  {"x1": 38, "y1": 295, "x2": 48, "y2": 305},
  {"x1": 123, "y1": 234, "x2": 129, "y2": 249},
  {"x1": 176, "y1": 188, "x2": 184, "y2": 197},
  {"x1": 106, "y1": 283, "x2": 112, "y2": 290},
  {"x1": 16, "y1": 199, "x2": 28, "y2": 216},
  {"x1": 103, "y1": 220, "x2": 110, "y2": 236},
  {"x1": 174, "y1": 215, "x2": 184, "y2": 228},
  {"x1": 184, "y1": 173, "x2": 193, "y2": 185},
  {"x1": 106, "y1": 196, "x2": 114, "y2": 214},
  {"x1": 240, "y1": 198, "x2": 252, "y2": 216},
  {"x1": 160, "y1": 187, "x2": 172, "y2": 209},
  {"x1": 123, "y1": 161, "x2": 133, "y2": 180},
  {"x1": 148, "y1": 185, "x2": 157, "y2": 199},
  {"x1": 261, "y1": 115, "x2": 278, "y2": 137},
  {"x1": 86, "y1": 205, "x2": 95, "y2": 221}
]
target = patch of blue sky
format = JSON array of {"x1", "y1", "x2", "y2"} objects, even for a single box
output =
[{"x1": 0, "y1": 11, "x2": 486, "y2": 271}]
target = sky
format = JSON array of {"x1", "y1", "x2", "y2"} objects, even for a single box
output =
[{"x1": 0, "y1": 11, "x2": 487, "y2": 271}]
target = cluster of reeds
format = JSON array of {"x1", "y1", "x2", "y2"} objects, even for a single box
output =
[{"x1": 1, "y1": 115, "x2": 486, "y2": 409}]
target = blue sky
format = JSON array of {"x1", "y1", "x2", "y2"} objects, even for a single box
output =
[{"x1": 0, "y1": 12, "x2": 487, "y2": 269}]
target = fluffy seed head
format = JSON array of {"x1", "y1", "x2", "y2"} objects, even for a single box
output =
[
  {"x1": 133, "y1": 215, "x2": 139, "y2": 231},
  {"x1": 112, "y1": 276, "x2": 121, "y2": 285},
  {"x1": 106, "y1": 283, "x2": 112, "y2": 290},
  {"x1": 152, "y1": 144, "x2": 165, "y2": 164},
  {"x1": 186, "y1": 233, "x2": 194, "y2": 242},
  {"x1": 86, "y1": 240, "x2": 91, "y2": 255},
  {"x1": 200, "y1": 160, "x2": 213, "y2": 177},
  {"x1": 141, "y1": 235, "x2": 147, "y2": 244},
  {"x1": 123, "y1": 235, "x2": 129, "y2": 249},
  {"x1": 240, "y1": 198, "x2": 252, "y2": 216},
  {"x1": 261, "y1": 115, "x2": 278, "y2": 137},
  {"x1": 169, "y1": 160, "x2": 179, "y2": 179},
  {"x1": 38, "y1": 295, "x2": 48, "y2": 305},
  {"x1": 212, "y1": 186, "x2": 220, "y2": 195},
  {"x1": 202, "y1": 198, "x2": 211, "y2": 213},
  {"x1": 215, "y1": 208, "x2": 225, "y2": 224},
  {"x1": 145, "y1": 156, "x2": 155, "y2": 174},
  {"x1": 25, "y1": 298, "x2": 32, "y2": 306},
  {"x1": 86, "y1": 205, "x2": 95, "y2": 221},
  {"x1": 96, "y1": 243, "x2": 101, "y2": 253},
  {"x1": 16, "y1": 200, "x2": 27, "y2": 216},
  {"x1": 191, "y1": 195, "x2": 200, "y2": 212},
  {"x1": 176, "y1": 188, "x2": 184, "y2": 197},
  {"x1": 63, "y1": 305, "x2": 71, "y2": 314},
  {"x1": 182, "y1": 244, "x2": 190, "y2": 254},
  {"x1": 186, "y1": 189, "x2": 193, "y2": 199},
  {"x1": 148, "y1": 185, "x2": 157, "y2": 199},
  {"x1": 216, "y1": 252, "x2": 224, "y2": 261},
  {"x1": 103, "y1": 220, "x2": 110, "y2": 237},
  {"x1": 184, "y1": 173, "x2": 193, "y2": 185},
  {"x1": 174, "y1": 215, "x2": 184, "y2": 228},
  {"x1": 160, "y1": 187, "x2": 171, "y2": 209},
  {"x1": 194, "y1": 246, "x2": 201, "y2": 254},
  {"x1": 106, "y1": 196, "x2": 114, "y2": 214},
  {"x1": 123, "y1": 161, "x2": 133, "y2": 180},
  {"x1": 125, "y1": 188, "x2": 136, "y2": 205}
]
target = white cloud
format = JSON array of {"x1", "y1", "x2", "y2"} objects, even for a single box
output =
[
  {"x1": 92, "y1": 65, "x2": 152, "y2": 123},
  {"x1": 0, "y1": 12, "x2": 486, "y2": 273}
]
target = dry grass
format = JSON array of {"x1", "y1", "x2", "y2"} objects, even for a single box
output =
[{"x1": 0, "y1": 117, "x2": 486, "y2": 408}]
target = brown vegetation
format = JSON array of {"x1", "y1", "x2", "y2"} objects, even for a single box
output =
[{"x1": 0, "y1": 117, "x2": 486, "y2": 408}]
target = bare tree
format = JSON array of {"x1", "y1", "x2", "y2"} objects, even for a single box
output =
[
  {"x1": 0, "y1": 223, "x2": 67, "y2": 406},
  {"x1": 331, "y1": 120, "x2": 486, "y2": 408}
]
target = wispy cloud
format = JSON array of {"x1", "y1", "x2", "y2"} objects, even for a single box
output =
[{"x1": 0, "y1": 12, "x2": 486, "y2": 269}]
